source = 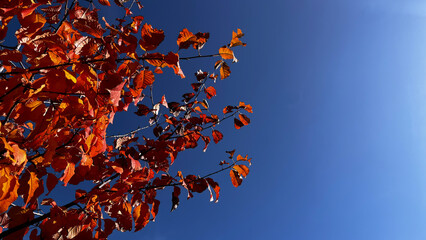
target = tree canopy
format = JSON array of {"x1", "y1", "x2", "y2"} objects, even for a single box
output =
[{"x1": 0, "y1": 0, "x2": 252, "y2": 239}]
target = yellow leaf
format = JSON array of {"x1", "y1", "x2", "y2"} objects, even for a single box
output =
[{"x1": 64, "y1": 70, "x2": 77, "y2": 83}]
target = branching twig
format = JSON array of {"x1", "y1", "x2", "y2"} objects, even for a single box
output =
[{"x1": 0, "y1": 54, "x2": 220, "y2": 77}]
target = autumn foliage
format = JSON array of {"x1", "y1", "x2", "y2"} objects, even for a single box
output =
[{"x1": 0, "y1": 0, "x2": 252, "y2": 239}]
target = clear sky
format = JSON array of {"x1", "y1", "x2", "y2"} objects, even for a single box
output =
[
  {"x1": 9, "y1": 0, "x2": 426, "y2": 239},
  {"x1": 106, "y1": 1, "x2": 426, "y2": 239}
]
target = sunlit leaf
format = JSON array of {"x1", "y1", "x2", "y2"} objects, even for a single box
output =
[
  {"x1": 230, "y1": 169, "x2": 242, "y2": 187},
  {"x1": 212, "y1": 130, "x2": 223, "y2": 144},
  {"x1": 139, "y1": 23, "x2": 165, "y2": 51},
  {"x1": 220, "y1": 62, "x2": 231, "y2": 80},
  {"x1": 233, "y1": 165, "x2": 249, "y2": 178}
]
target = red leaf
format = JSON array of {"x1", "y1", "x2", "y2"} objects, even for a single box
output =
[
  {"x1": 171, "y1": 186, "x2": 180, "y2": 212},
  {"x1": 223, "y1": 106, "x2": 235, "y2": 114},
  {"x1": 160, "y1": 95, "x2": 168, "y2": 108},
  {"x1": 204, "y1": 86, "x2": 216, "y2": 99},
  {"x1": 5, "y1": 206, "x2": 34, "y2": 240},
  {"x1": 226, "y1": 149, "x2": 236, "y2": 159},
  {"x1": 0, "y1": 50, "x2": 23, "y2": 62},
  {"x1": 151, "y1": 199, "x2": 160, "y2": 221},
  {"x1": 133, "y1": 202, "x2": 150, "y2": 231},
  {"x1": 212, "y1": 130, "x2": 223, "y2": 144},
  {"x1": 135, "y1": 104, "x2": 150, "y2": 116},
  {"x1": 201, "y1": 135, "x2": 210, "y2": 152},
  {"x1": 139, "y1": 23, "x2": 165, "y2": 51},
  {"x1": 98, "y1": 0, "x2": 111, "y2": 6},
  {"x1": 46, "y1": 173, "x2": 58, "y2": 195},
  {"x1": 206, "y1": 178, "x2": 220, "y2": 203},
  {"x1": 73, "y1": 19, "x2": 105, "y2": 38}
]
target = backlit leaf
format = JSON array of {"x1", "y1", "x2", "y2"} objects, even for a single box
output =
[
  {"x1": 206, "y1": 178, "x2": 220, "y2": 203},
  {"x1": 212, "y1": 130, "x2": 223, "y2": 144},
  {"x1": 24, "y1": 172, "x2": 39, "y2": 207},
  {"x1": 134, "y1": 70, "x2": 155, "y2": 90},
  {"x1": 177, "y1": 28, "x2": 196, "y2": 49},
  {"x1": 46, "y1": 173, "x2": 58, "y2": 196},
  {"x1": 139, "y1": 23, "x2": 165, "y2": 51},
  {"x1": 239, "y1": 113, "x2": 250, "y2": 125},
  {"x1": 230, "y1": 169, "x2": 242, "y2": 187},
  {"x1": 204, "y1": 86, "x2": 216, "y2": 99},
  {"x1": 219, "y1": 46, "x2": 234, "y2": 60},
  {"x1": 220, "y1": 62, "x2": 231, "y2": 80},
  {"x1": 133, "y1": 202, "x2": 150, "y2": 231},
  {"x1": 233, "y1": 165, "x2": 249, "y2": 178},
  {"x1": 59, "y1": 162, "x2": 75, "y2": 186},
  {"x1": 234, "y1": 118, "x2": 244, "y2": 129}
]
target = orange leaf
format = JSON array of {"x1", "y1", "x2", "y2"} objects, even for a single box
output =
[
  {"x1": 177, "y1": 28, "x2": 196, "y2": 49},
  {"x1": 154, "y1": 67, "x2": 163, "y2": 74},
  {"x1": 0, "y1": 168, "x2": 19, "y2": 213},
  {"x1": 239, "y1": 102, "x2": 253, "y2": 113},
  {"x1": 134, "y1": 70, "x2": 155, "y2": 90},
  {"x1": 220, "y1": 62, "x2": 231, "y2": 80},
  {"x1": 24, "y1": 172, "x2": 39, "y2": 207},
  {"x1": 212, "y1": 130, "x2": 223, "y2": 144},
  {"x1": 233, "y1": 165, "x2": 249, "y2": 178},
  {"x1": 214, "y1": 60, "x2": 223, "y2": 70},
  {"x1": 230, "y1": 28, "x2": 246, "y2": 48},
  {"x1": 204, "y1": 86, "x2": 216, "y2": 99},
  {"x1": 239, "y1": 113, "x2": 250, "y2": 125},
  {"x1": 230, "y1": 169, "x2": 242, "y2": 187},
  {"x1": 59, "y1": 162, "x2": 75, "y2": 186},
  {"x1": 237, "y1": 154, "x2": 252, "y2": 166},
  {"x1": 11, "y1": 144, "x2": 27, "y2": 166},
  {"x1": 219, "y1": 46, "x2": 236, "y2": 62}
]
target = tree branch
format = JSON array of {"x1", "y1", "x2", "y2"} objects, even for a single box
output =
[{"x1": 0, "y1": 54, "x2": 220, "y2": 77}]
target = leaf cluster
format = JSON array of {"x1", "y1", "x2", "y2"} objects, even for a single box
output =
[{"x1": 0, "y1": 0, "x2": 252, "y2": 239}]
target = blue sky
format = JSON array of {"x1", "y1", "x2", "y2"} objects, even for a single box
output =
[
  {"x1": 6, "y1": 0, "x2": 426, "y2": 239},
  {"x1": 106, "y1": 1, "x2": 426, "y2": 239}
]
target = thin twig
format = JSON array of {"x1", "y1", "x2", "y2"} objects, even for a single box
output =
[{"x1": 0, "y1": 54, "x2": 220, "y2": 77}]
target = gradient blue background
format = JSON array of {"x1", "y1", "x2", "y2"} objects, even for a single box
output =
[
  {"x1": 104, "y1": 0, "x2": 426, "y2": 239},
  {"x1": 14, "y1": 0, "x2": 426, "y2": 239},
  {"x1": 109, "y1": 1, "x2": 426, "y2": 239}
]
